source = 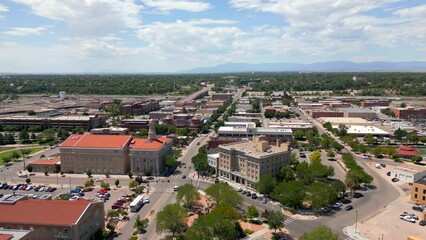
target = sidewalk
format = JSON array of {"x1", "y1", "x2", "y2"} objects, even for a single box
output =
[{"x1": 342, "y1": 226, "x2": 369, "y2": 240}]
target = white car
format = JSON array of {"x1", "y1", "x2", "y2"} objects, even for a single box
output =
[
  {"x1": 95, "y1": 178, "x2": 103, "y2": 182},
  {"x1": 25, "y1": 186, "x2": 33, "y2": 191},
  {"x1": 144, "y1": 198, "x2": 150, "y2": 203},
  {"x1": 38, "y1": 187, "x2": 45, "y2": 192},
  {"x1": 18, "y1": 173, "x2": 28, "y2": 178},
  {"x1": 69, "y1": 196, "x2": 81, "y2": 201},
  {"x1": 400, "y1": 215, "x2": 416, "y2": 223}
]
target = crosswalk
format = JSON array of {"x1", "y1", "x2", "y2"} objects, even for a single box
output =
[
  {"x1": 153, "y1": 187, "x2": 176, "y2": 193},
  {"x1": 283, "y1": 217, "x2": 295, "y2": 225}
]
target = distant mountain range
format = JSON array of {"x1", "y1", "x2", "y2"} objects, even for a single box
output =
[{"x1": 185, "y1": 61, "x2": 426, "y2": 73}]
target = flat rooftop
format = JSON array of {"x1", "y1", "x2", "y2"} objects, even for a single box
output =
[
  {"x1": 337, "y1": 108, "x2": 375, "y2": 113},
  {"x1": 320, "y1": 117, "x2": 371, "y2": 125},
  {"x1": 332, "y1": 125, "x2": 390, "y2": 135},
  {"x1": 0, "y1": 115, "x2": 93, "y2": 121},
  {"x1": 220, "y1": 140, "x2": 289, "y2": 158}
]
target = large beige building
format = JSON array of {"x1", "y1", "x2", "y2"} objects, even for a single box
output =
[
  {"x1": 217, "y1": 136, "x2": 291, "y2": 187},
  {"x1": 411, "y1": 177, "x2": 426, "y2": 205},
  {"x1": 60, "y1": 134, "x2": 132, "y2": 174},
  {"x1": 130, "y1": 119, "x2": 173, "y2": 176},
  {"x1": 0, "y1": 195, "x2": 104, "y2": 240},
  {"x1": 59, "y1": 120, "x2": 172, "y2": 175}
]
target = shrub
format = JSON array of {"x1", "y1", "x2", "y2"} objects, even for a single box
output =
[{"x1": 244, "y1": 229, "x2": 254, "y2": 235}]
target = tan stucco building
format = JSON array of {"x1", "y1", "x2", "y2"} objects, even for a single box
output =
[
  {"x1": 59, "y1": 134, "x2": 132, "y2": 174},
  {"x1": 411, "y1": 177, "x2": 426, "y2": 205},
  {"x1": 217, "y1": 136, "x2": 291, "y2": 187}
]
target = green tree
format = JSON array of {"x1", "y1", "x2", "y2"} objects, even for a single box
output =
[
  {"x1": 86, "y1": 169, "x2": 92, "y2": 178},
  {"x1": 84, "y1": 179, "x2": 94, "y2": 188},
  {"x1": 300, "y1": 226, "x2": 339, "y2": 240},
  {"x1": 309, "y1": 161, "x2": 334, "y2": 179},
  {"x1": 272, "y1": 181, "x2": 305, "y2": 210},
  {"x1": 26, "y1": 165, "x2": 33, "y2": 173},
  {"x1": 129, "y1": 180, "x2": 139, "y2": 189},
  {"x1": 400, "y1": 102, "x2": 407, "y2": 108},
  {"x1": 20, "y1": 148, "x2": 32, "y2": 158},
  {"x1": 115, "y1": 179, "x2": 120, "y2": 188},
  {"x1": 308, "y1": 182, "x2": 338, "y2": 212},
  {"x1": 26, "y1": 178, "x2": 31, "y2": 184},
  {"x1": 309, "y1": 150, "x2": 321, "y2": 163},
  {"x1": 185, "y1": 212, "x2": 239, "y2": 240},
  {"x1": 256, "y1": 174, "x2": 277, "y2": 195},
  {"x1": 247, "y1": 205, "x2": 259, "y2": 221},
  {"x1": 128, "y1": 171, "x2": 133, "y2": 179},
  {"x1": 176, "y1": 128, "x2": 189, "y2": 136},
  {"x1": 394, "y1": 128, "x2": 408, "y2": 140},
  {"x1": 176, "y1": 184, "x2": 200, "y2": 210},
  {"x1": 280, "y1": 165, "x2": 296, "y2": 182},
  {"x1": 156, "y1": 203, "x2": 188, "y2": 237},
  {"x1": 165, "y1": 155, "x2": 179, "y2": 169},
  {"x1": 266, "y1": 210, "x2": 286, "y2": 233},
  {"x1": 323, "y1": 122, "x2": 333, "y2": 131},
  {"x1": 210, "y1": 203, "x2": 241, "y2": 220},
  {"x1": 19, "y1": 130, "x2": 30, "y2": 142},
  {"x1": 337, "y1": 124, "x2": 348, "y2": 136},
  {"x1": 134, "y1": 215, "x2": 149, "y2": 233},
  {"x1": 293, "y1": 130, "x2": 305, "y2": 140},
  {"x1": 412, "y1": 156, "x2": 423, "y2": 164},
  {"x1": 11, "y1": 151, "x2": 21, "y2": 160},
  {"x1": 205, "y1": 183, "x2": 242, "y2": 207},
  {"x1": 330, "y1": 180, "x2": 346, "y2": 197},
  {"x1": 100, "y1": 182, "x2": 110, "y2": 190}
]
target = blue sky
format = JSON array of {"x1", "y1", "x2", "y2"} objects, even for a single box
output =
[{"x1": 0, "y1": 0, "x2": 425, "y2": 73}]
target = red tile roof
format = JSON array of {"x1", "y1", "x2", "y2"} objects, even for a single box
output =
[
  {"x1": 0, "y1": 234, "x2": 13, "y2": 240},
  {"x1": 61, "y1": 134, "x2": 132, "y2": 149},
  {"x1": 30, "y1": 156, "x2": 61, "y2": 165},
  {"x1": 264, "y1": 106, "x2": 276, "y2": 110},
  {"x1": 0, "y1": 199, "x2": 92, "y2": 226},
  {"x1": 397, "y1": 146, "x2": 420, "y2": 156},
  {"x1": 130, "y1": 136, "x2": 172, "y2": 150}
]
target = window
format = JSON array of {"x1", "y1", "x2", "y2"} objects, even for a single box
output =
[
  {"x1": 423, "y1": 196, "x2": 426, "y2": 201},
  {"x1": 423, "y1": 189, "x2": 426, "y2": 194},
  {"x1": 64, "y1": 229, "x2": 69, "y2": 234},
  {"x1": 415, "y1": 187, "x2": 418, "y2": 192},
  {"x1": 414, "y1": 194, "x2": 418, "y2": 198}
]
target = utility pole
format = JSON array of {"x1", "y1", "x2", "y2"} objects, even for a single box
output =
[{"x1": 355, "y1": 210, "x2": 358, "y2": 234}]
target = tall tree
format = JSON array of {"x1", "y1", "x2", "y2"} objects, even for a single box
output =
[
  {"x1": 266, "y1": 210, "x2": 286, "y2": 233},
  {"x1": 300, "y1": 226, "x2": 339, "y2": 240},
  {"x1": 205, "y1": 183, "x2": 242, "y2": 207},
  {"x1": 185, "y1": 212, "x2": 238, "y2": 240},
  {"x1": 272, "y1": 181, "x2": 305, "y2": 210},
  {"x1": 156, "y1": 203, "x2": 188, "y2": 237},
  {"x1": 247, "y1": 205, "x2": 259, "y2": 221},
  {"x1": 256, "y1": 174, "x2": 277, "y2": 195},
  {"x1": 308, "y1": 182, "x2": 338, "y2": 212},
  {"x1": 176, "y1": 183, "x2": 200, "y2": 210}
]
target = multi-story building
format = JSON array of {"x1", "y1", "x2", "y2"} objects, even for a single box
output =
[
  {"x1": 337, "y1": 108, "x2": 377, "y2": 119},
  {"x1": 217, "y1": 136, "x2": 290, "y2": 187},
  {"x1": 90, "y1": 127, "x2": 129, "y2": 135},
  {"x1": 392, "y1": 107, "x2": 426, "y2": 120},
  {"x1": 119, "y1": 118, "x2": 150, "y2": 132},
  {"x1": 0, "y1": 196, "x2": 104, "y2": 240},
  {"x1": 162, "y1": 114, "x2": 204, "y2": 130},
  {"x1": 60, "y1": 134, "x2": 132, "y2": 174},
  {"x1": 411, "y1": 176, "x2": 426, "y2": 205},
  {"x1": 130, "y1": 120, "x2": 173, "y2": 176},
  {"x1": 309, "y1": 110, "x2": 344, "y2": 118},
  {"x1": 212, "y1": 93, "x2": 233, "y2": 102},
  {"x1": 360, "y1": 100, "x2": 391, "y2": 108},
  {"x1": 0, "y1": 115, "x2": 104, "y2": 130},
  {"x1": 218, "y1": 123, "x2": 293, "y2": 143},
  {"x1": 120, "y1": 100, "x2": 160, "y2": 116},
  {"x1": 28, "y1": 156, "x2": 61, "y2": 173}
]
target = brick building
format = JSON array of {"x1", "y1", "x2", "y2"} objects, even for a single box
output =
[
  {"x1": 0, "y1": 115, "x2": 104, "y2": 130},
  {"x1": 120, "y1": 100, "x2": 160, "y2": 116},
  {"x1": 360, "y1": 100, "x2": 391, "y2": 108},
  {"x1": 309, "y1": 111, "x2": 344, "y2": 118},
  {"x1": 391, "y1": 107, "x2": 426, "y2": 119},
  {"x1": 0, "y1": 196, "x2": 104, "y2": 240},
  {"x1": 411, "y1": 176, "x2": 426, "y2": 205},
  {"x1": 162, "y1": 114, "x2": 204, "y2": 130},
  {"x1": 212, "y1": 93, "x2": 233, "y2": 102},
  {"x1": 28, "y1": 156, "x2": 61, "y2": 173}
]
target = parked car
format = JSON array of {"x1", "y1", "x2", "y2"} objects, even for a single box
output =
[
  {"x1": 214, "y1": 178, "x2": 220, "y2": 184},
  {"x1": 262, "y1": 198, "x2": 267, "y2": 204},
  {"x1": 345, "y1": 205, "x2": 353, "y2": 211},
  {"x1": 181, "y1": 175, "x2": 186, "y2": 179},
  {"x1": 327, "y1": 158, "x2": 336, "y2": 161},
  {"x1": 144, "y1": 198, "x2": 150, "y2": 203},
  {"x1": 362, "y1": 155, "x2": 372, "y2": 160},
  {"x1": 341, "y1": 198, "x2": 352, "y2": 204},
  {"x1": 319, "y1": 207, "x2": 332, "y2": 213},
  {"x1": 114, "y1": 201, "x2": 123, "y2": 206},
  {"x1": 413, "y1": 205, "x2": 426, "y2": 212},
  {"x1": 391, "y1": 178, "x2": 399, "y2": 182},
  {"x1": 386, "y1": 171, "x2": 391, "y2": 176},
  {"x1": 241, "y1": 190, "x2": 246, "y2": 195},
  {"x1": 331, "y1": 202, "x2": 342, "y2": 209},
  {"x1": 251, "y1": 193, "x2": 257, "y2": 199},
  {"x1": 246, "y1": 191, "x2": 252, "y2": 197},
  {"x1": 18, "y1": 173, "x2": 28, "y2": 178},
  {"x1": 95, "y1": 178, "x2": 103, "y2": 182},
  {"x1": 353, "y1": 192, "x2": 364, "y2": 198},
  {"x1": 111, "y1": 204, "x2": 121, "y2": 209},
  {"x1": 400, "y1": 215, "x2": 416, "y2": 223},
  {"x1": 237, "y1": 188, "x2": 242, "y2": 192},
  {"x1": 419, "y1": 220, "x2": 426, "y2": 226}
]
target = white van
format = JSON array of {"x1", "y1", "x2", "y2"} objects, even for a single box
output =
[{"x1": 173, "y1": 186, "x2": 178, "y2": 191}]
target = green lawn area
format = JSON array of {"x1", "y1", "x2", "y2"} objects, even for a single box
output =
[{"x1": 0, "y1": 146, "x2": 47, "y2": 165}]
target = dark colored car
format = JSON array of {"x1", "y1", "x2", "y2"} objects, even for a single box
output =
[
  {"x1": 182, "y1": 175, "x2": 187, "y2": 179},
  {"x1": 251, "y1": 193, "x2": 257, "y2": 199},
  {"x1": 214, "y1": 178, "x2": 220, "y2": 184},
  {"x1": 386, "y1": 171, "x2": 391, "y2": 176},
  {"x1": 246, "y1": 191, "x2": 252, "y2": 197},
  {"x1": 392, "y1": 178, "x2": 399, "y2": 182},
  {"x1": 345, "y1": 205, "x2": 353, "y2": 211},
  {"x1": 241, "y1": 190, "x2": 246, "y2": 195},
  {"x1": 114, "y1": 201, "x2": 123, "y2": 206},
  {"x1": 341, "y1": 198, "x2": 352, "y2": 204},
  {"x1": 353, "y1": 192, "x2": 364, "y2": 198},
  {"x1": 419, "y1": 220, "x2": 426, "y2": 226},
  {"x1": 111, "y1": 204, "x2": 121, "y2": 210},
  {"x1": 49, "y1": 187, "x2": 57, "y2": 192},
  {"x1": 413, "y1": 205, "x2": 425, "y2": 212}
]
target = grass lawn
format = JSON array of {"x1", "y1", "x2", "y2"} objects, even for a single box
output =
[{"x1": 0, "y1": 146, "x2": 47, "y2": 165}]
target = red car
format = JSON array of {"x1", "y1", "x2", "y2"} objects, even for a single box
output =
[{"x1": 111, "y1": 204, "x2": 121, "y2": 209}]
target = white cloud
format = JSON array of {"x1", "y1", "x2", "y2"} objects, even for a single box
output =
[
  {"x1": 142, "y1": 0, "x2": 212, "y2": 12},
  {"x1": 4, "y1": 26, "x2": 49, "y2": 36},
  {"x1": 12, "y1": 0, "x2": 143, "y2": 35},
  {"x1": 0, "y1": 3, "x2": 9, "y2": 12}
]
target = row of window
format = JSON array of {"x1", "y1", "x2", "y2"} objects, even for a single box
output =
[
  {"x1": 414, "y1": 187, "x2": 426, "y2": 194},
  {"x1": 413, "y1": 194, "x2": 426, "y2": 201}
]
